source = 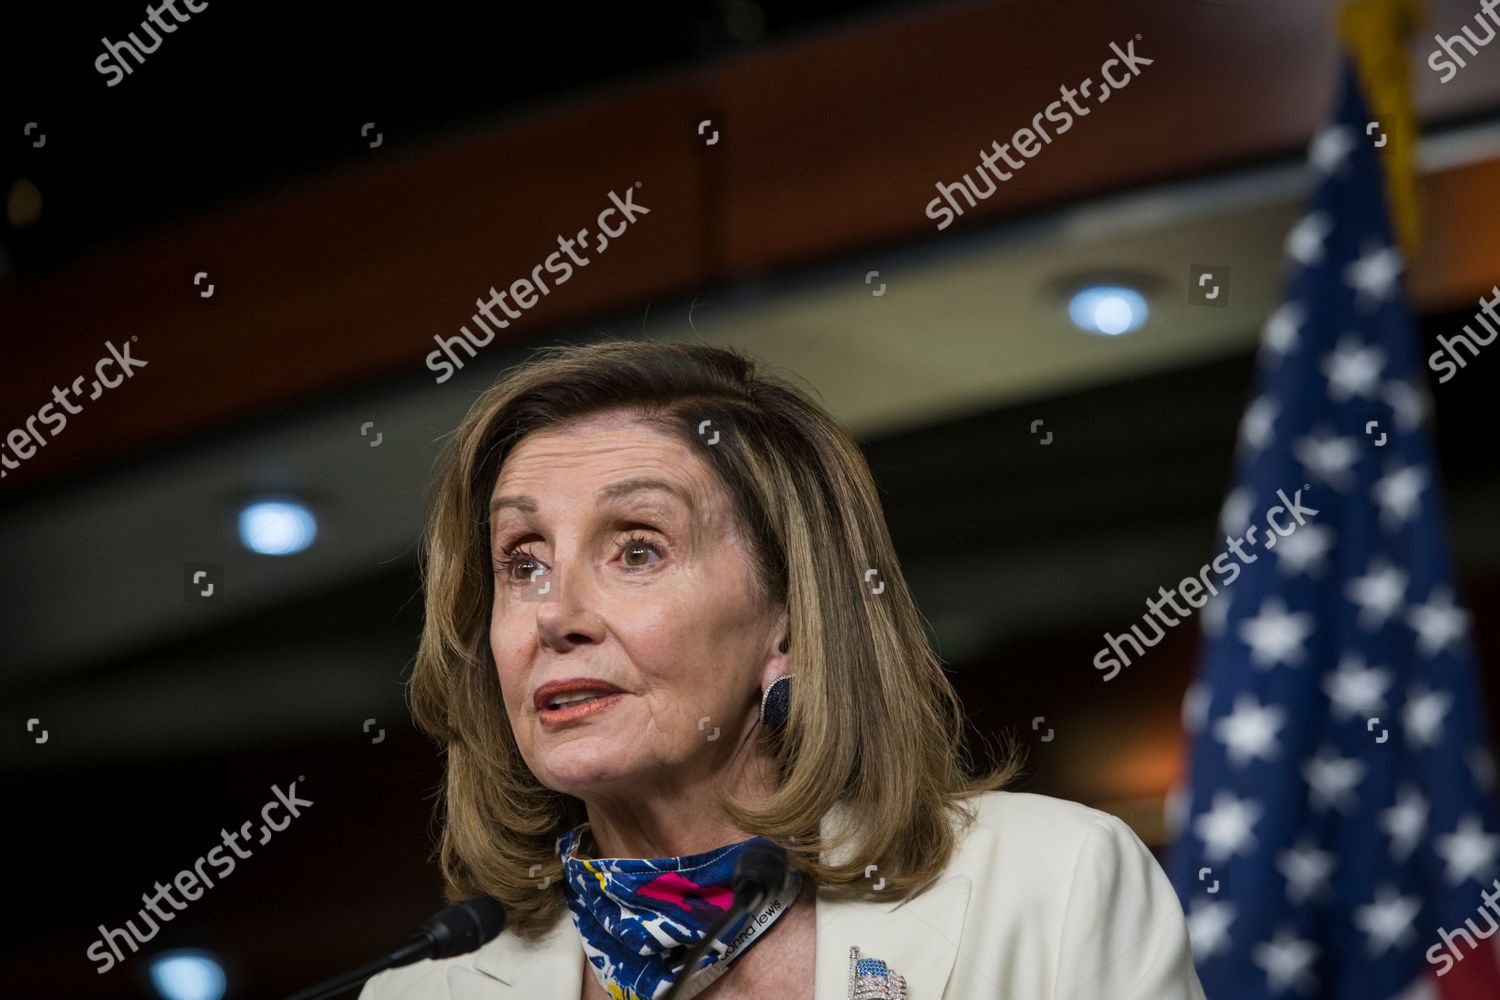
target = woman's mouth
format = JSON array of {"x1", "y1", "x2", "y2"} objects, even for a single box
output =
[{"x1": 539, "y1": 692, "x2": 625, "y2": 727}]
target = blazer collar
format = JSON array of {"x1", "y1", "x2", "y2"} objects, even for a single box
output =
[
  {"x1": 469, "y1": 802, "x2": 973, "y2": 999},
  {"x1": 468, "y1": 907, "x2": 580, "y2": 997},
  {"x1": 812, "y1": 800, "x2": 973, "y2": 1000}
]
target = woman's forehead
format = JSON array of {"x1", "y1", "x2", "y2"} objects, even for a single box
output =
[{"x1": 491, "y1": 420, "x2": 720, "y2": 517}]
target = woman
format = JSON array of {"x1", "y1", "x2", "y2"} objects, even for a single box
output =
[{"x1": 362, "y1": 339, "x2": 1205, "y2": 1000}]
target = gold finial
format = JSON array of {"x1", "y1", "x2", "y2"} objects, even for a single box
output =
[{"x1": 1336, "y1": 0, "x2": 1426, "y2": 259}]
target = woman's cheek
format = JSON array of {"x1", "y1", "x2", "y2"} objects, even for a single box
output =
[{"x1": 490, "y1": 627, "x2": 523, "y2": 713}]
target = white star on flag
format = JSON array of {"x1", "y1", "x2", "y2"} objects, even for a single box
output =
[
  {"x1": 1286, "y1": 211, "x2": 1332, "y2": 266},
  {"x1": 1406, "y1": 586, "x2": 1471, "y2": 656},
  {"x1": 1322, "y1": 654, "x2": 1392, "y2": 720},
  {"x1": 1186, "y1": 898, "x2": 1237, "y2": 962},
  {"x1": 1403, "y1": 683, "x2": 1453, "y2": 749},
  {"x1": 1309, "y1": 126, "x2": 1356, "y2": 174},
  {"x1": 1182, "y1": 681, "x2": 1211, "y2": 736},
  {"x1": 1382, "y1": 378, "x2": 1429, "y2": 432},
  {"x1": 1219, "y1": 486, "x2": 1254, "y2": 536},
  {"x1": 1294, "y1": 428, "x2": 1360, "y2": 492},
  {"x1": 1344, "y1": 557, "x2": 1408, "y2": 630},
  {"x1": 1195, "y1": 791, "x2": 1264, "y2": 863},
  {"x1": 1238, "y1": 597, "x2": 1316, "y2": 669},
  {"x1": 1238, "y1": 396, "x2": 1279, "y2": 453},
  {"x1": 1213, "y1": 693, "x2": 1287, "y2": 767},
  {"x1": 1273, "y1": 522, "x2": 1334, "y2": 578},
  {"x1": 1252, "y1": 928, "x2": 1320, "y2": 994},
  {"x1": 1320, "y1": 336, "x2": 1386, "y2": 402},
  {"x1": 1372, "y1": 462, "x2": 1429, "y2": 531},
  {"x1": 1435, "y1": 815, "x2": 1500, "y2": 886},
  {"x1": 1352, "y1": 885, "x2": 1421, "y2": 956},
  {"x1": 1344, "y1": 243, "x2": 1404, "y2": 311},
  {"x1": 1261, "y1": 301, "x2": 1305, "y2": 361},
  {"x1": 1202, "y1": 591, "x2": 1231, "y2": 639},
  {"x1": 1277, "y1": 839, "x2": 1337, "y2": 904},
  {"x1": 1377, "y1": 785, "x2": 1428, "y2": 862},
  {"x1": 1304, "y1": 747, "x2": 1366, "y2": 815}
]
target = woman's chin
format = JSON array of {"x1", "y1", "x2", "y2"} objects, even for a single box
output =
[{"x1": 536, "y1": 745, "x2": 638, "y2": 792}]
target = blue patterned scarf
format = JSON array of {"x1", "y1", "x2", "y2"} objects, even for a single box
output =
[{"x1": 556, "y1": 823, "x2": 803, "y2": 1000}]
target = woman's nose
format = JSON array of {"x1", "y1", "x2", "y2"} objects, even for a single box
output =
[{"x1": 530, "y1": 564, "x2": 604, "y2": 648}]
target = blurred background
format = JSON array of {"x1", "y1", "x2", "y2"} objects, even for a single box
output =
[{"x1": 3, "y1": 0, "x2": 1498, "y2": 997}]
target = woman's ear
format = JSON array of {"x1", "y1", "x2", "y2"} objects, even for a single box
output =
[{"x1": 761, "y1": 610, "x2": 791, "y2": 691}]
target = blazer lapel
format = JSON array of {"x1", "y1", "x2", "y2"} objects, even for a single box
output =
[
  {"x1": 812, "y1": 873, "x2": 972, "y2": 1000},
  {"x1": 813, "y1": 805, "x2": 973, "y2": 1000},
  {"x1": 469, "y1": 907, "x2": 581, "y2": 997}
]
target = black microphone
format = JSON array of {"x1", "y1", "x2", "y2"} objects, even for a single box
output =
[
  {"x1": 659, "y1": 840, "x2": 790, "y2": 1000},
  {"x1": 284, "y1": 896, "x2": 507, "y2": 1000}
]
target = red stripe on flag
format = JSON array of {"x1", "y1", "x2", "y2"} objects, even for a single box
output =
[{"x1": 1433, "y1": 932, "x2": 1500, "y2": 999}]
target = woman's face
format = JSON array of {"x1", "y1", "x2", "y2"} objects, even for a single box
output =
[{"x1": 487, "y1": 413, "x2": 787, "y2": 801}]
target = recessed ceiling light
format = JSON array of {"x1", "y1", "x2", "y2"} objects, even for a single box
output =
[
  {"x1": 237, "y1": 499, "x2": 318, "y2": 556},
  {"x1": 1067, "y1": 283, "x2": 1149, "y2": 336},
  {"x1": 148, "y1": 949, "x2": 227, "y2": 1000}
]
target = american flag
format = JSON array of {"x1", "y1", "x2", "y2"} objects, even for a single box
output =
[
  {"x1": 847, "y1": 946, "x2": 908, "y2": 999},
  {"x1": 1165, "y1": 57, "x2": 1500, "y2": 999}
]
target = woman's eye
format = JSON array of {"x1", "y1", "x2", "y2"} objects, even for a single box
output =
[
  {"x1": 620, "y1": 536, "x2": 663, "y2": 570},
  {"x1": 494, "y1": 546, "x2": 541, "y2": 582}
]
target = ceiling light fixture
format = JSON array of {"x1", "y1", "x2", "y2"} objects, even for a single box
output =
[
  {"x1": 1066, "y1": 283, "x2": 1150, "y2": 336},
  {"x1": 237, "y1": 498, "x2": 318, "y2": 556}
]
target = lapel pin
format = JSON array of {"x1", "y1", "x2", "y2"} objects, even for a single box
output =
[{"x1": 848, "y1": 945, "x2": 909, "y2": 999}]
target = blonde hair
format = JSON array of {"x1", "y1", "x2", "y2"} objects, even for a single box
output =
[{"x1": 410, "y1": 338, "x2": 1018, "y2": 940}]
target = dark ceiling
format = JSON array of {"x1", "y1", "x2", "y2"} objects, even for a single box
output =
[{"x1": 1, "y1": 1, "x2": 897, "y2": 276}]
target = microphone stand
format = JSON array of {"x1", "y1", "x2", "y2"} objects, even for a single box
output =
[
  {"x1": 660, "y1": 841, "x2": 789, "y2": 1000},
  {"x1": 658, "y1": 900, "x2": 758, "y2": 1000},
  {"x1": 285, "y1": 939, "x2": 431, "y2": 1000},
  {"x1": 284, "y1": 896, "x2": 507, "y2": 1000}
]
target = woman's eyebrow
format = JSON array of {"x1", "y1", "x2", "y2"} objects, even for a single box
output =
[
  {"x1": 488, "y1": 477, "x2": 696, "y2": 517},
  {"x1": 489, "y1": 494, "x2": 537, "y2": 515}
]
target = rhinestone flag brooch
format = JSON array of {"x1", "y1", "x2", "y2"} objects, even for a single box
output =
[{"x1": 848, "y1": 945, "x2": 909, "y2": 999}]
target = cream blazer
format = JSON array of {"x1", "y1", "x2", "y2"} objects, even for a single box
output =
[{"x1": 360, "y1": 790, "x2": 1206, "y2": 1000}]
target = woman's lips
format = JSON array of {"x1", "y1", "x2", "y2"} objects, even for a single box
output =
[{"x1": 538, "y1": 692, "x2": 625, "y2": 728}]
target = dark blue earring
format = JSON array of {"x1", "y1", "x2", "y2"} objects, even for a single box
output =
[{"x1": 760, "y1": 674, "x2": 792, "y2": 730}]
